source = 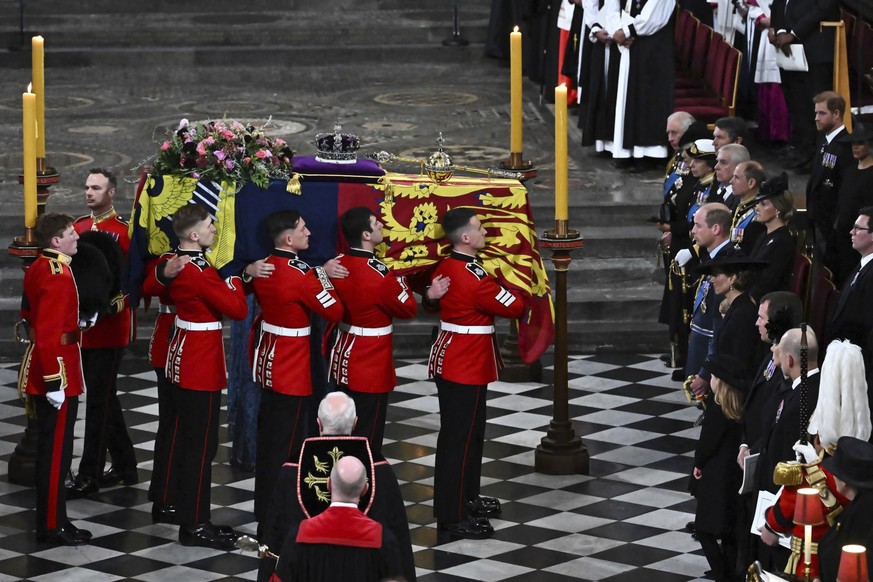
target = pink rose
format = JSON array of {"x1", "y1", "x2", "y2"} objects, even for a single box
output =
[
  {"x1": 255, "y1": 150, "x2": 271, "y2": 159},
  {"x1": 244, "y1": 157, "x2": 251, "y2": 165},
  {"x1": 161, "y1": 141, "x2": 171, "y2": 151}
]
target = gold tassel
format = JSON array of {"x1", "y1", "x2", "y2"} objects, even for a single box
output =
[{"x1": 286, "y1": 173, "x2": 302, "y2": 195}]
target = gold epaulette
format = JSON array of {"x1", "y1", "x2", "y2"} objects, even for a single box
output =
[{"x1": 773, "y1": 460, "x2": 804, "y2": 486}]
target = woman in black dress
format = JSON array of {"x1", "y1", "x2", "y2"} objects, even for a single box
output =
[
  {"x1": 748, "y1": 173, "x2": 797, "y2": 302},
  {"x1": 833, "y1": 125, "x2": 873, "y2": 286}
]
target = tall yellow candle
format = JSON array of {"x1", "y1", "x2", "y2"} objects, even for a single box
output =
[
  {"x1": 32, "y1": 35, "x2": 45, "y2": 159},
  {"x1": 554, "y1": 84, "x2": 568, "y2": 222},
  {"x1": 510, "y1": 27, "x2": 523, "y2": 153},
  {"x1": 23, "y1": 90, "x2": 38, "y2": 229}
]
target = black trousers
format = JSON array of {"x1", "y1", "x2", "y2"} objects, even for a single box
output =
[
  {"x1": 168, "y1": 387, "x2": 221, "y2": 525},
  {"x1": 35, "y1": 395, "x2": 78, "y2": 533},
  {"x1": 148, "y1": 369, "x2": 177, "y2": 504},
  {"x1": 339, "y1": 385, "x2": 389, "y2": 460},
  {"x1": 434, "y1": 377, "x2": 487, "y2": 524},
  {"x1": 698, "y1": 530, "x2": 738, "y2": 582},
  {"x1": 255, "y1": 390, "x2": 307, "y2": 528},
  {"x1": 78, "y1": 347, "x2": 136, "y2": 479}
]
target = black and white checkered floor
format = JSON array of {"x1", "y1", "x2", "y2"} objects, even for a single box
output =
[{"x1": 0, "y1": 348, "x2": 711, "y2": 582}]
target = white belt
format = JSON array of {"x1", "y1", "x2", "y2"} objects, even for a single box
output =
[
  {"x1": 440, "y1": 321, "x2": 495, "y2": 334},
  {"x1": 159, "y1": 304, "x2": 176, "y2": 314},
  {"x1": 175, "y1": 317, "x2": 222, "y2": 331},
  {"x1": 262, "y1": 322, "x2": 311, "y2": 337},
  {"x1": 339, "y1": 322, "x2": 393, "y2": 337}
]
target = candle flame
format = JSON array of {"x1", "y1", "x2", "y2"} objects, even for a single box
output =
[
  {"x1": 27, "y1": 83, "x2": 32, "y2": 92},
  {"x1": 513, "y1": 26, "x2": 519, "y2": 33}
]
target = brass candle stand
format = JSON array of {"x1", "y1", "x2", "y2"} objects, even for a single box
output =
[
  {"x1": 534, "y1": 223, "x2": 588, "y2": 474},
  {"x1": 6, "y1": 157, "x2": 60, "y2": 486}
]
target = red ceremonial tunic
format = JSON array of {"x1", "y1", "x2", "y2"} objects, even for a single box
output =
[
  {"x1": 427, "y1": 251, "x2": 525, "y2": 385},
  {"x1": 142, "y1": 254, "x2": 176, "y2": 369},
  {"x1": 765, "y1": 461, "x2": 849, "y2": 579},
  {"x1": 296, "y1": 505, "x2": 382, "y2": 548},
  {"x1": 20, "y1": 249, "x2": 85, "y2": 397},
  {"x1": 252, "y1": 249, "x2": 344, "y2": 395},
  {"x1": 328, "y1": 249, "x2": 417, "y2": 393},
  {"x1": 165, "y1": 249, "x2": 247, "y2": 391},
  {"x1": 74, "y1": 209, "x2": 133, "y2": 348}
]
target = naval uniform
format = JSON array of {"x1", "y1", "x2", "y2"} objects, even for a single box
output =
[
  {"x1": 328, "y1": 249, "x2": 417, "y2": 458},
  {"x1": 20, "y1": 249, "x2": 85, "y2": 536},
  {"x1": 73, "y1": 209, "x2": 137, "y2": 481},
  {"x1": 164, "y1": 249, "x2": 247, "y2": 526},
  {"x1": 428, "y1": 250, "x2": 525, "y2": 524},
  {"x1": 251, "y1": 249, "x2": 344, "y2": 530}
]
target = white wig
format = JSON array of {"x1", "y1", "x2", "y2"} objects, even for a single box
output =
[{"x1": 808, "y1": 340, "x2": 872, "y2": 450}]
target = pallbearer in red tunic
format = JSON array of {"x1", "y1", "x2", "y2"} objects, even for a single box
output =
[
  {"x1": 20, "y1": 214, "x2": 91, "y2": 546},
  {"x1": 162, "y1": 204, "x2": 248, "y2": 550},
  {"x1": 67, "y1": 168, "x2": 138, "y2": 499},
  {"x1": 251, "y1": 210, "x2": 344, "y2": 536},
  {"x1": 329, "y1": 207, "x2": 445, "y2": 458},
  {"x1": 141, "y1": 252, "x2": 189, "y2": 524},
  {"x1": 427, "y1": 208, "x2": 525, "y2": 540}
]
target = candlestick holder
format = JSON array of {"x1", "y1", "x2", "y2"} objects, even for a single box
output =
[
  {"x1": 7, "y1": 157, "x2": 60, "y2": 486},
  {"x1": 500, "y1": 152, "x2": 537, "y2": 181},
  {"x1": 534, "y1": 225, "x2": 588, "y2": 475}
]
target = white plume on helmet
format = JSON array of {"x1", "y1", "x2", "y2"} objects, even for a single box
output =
[{"x1": 808, "y1": 340, "x2": 872, "y2": 450}]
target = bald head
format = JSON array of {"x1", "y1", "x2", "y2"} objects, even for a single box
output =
[
  {"x1": 317, "y1": 391, "x2": 357, "y2": 436},
  {"x1": 329, "y1": 456, "x2": 368, "y2": 503},
  {"x1": 776, "y1": 327, "x2": 820, "y2": 380}
]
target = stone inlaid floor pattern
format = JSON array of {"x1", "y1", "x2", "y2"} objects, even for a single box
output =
[{"x1": 0, "y1": 350, "x2": 711, "y2": 581}]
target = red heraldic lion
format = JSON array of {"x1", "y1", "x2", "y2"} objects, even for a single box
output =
[{"x1": 252, "y1": 250, "x2": 344, "y2": 395}]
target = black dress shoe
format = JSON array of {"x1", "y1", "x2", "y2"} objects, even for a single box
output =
[
  {"x1": 437, "y1": 516, "x2": 494, "y2": 540},
  {"x1": 179, "y1": 522, "x2": 239, "y2": 550},
  {"x1": 466, "y1": 496, "x2": 501, "y2": 518},
  {"x1": 99, "y1": 466, "x2": 138, "y2": 487},
  {"x1": 36, "y1": 523, "x2": 92, "y2": 546},
  {"x1": 152, "y1": 503, "x2": 179, "y2": 524},
  {"x1": 659, "y1": 353, "x2": 671, "y2": 363},
  {"x1": 671, "y1": 369, "x2": 686, "y2": 382},
  {"x1": 66, "y1": 475, "x2": 98, "y2": 500}
]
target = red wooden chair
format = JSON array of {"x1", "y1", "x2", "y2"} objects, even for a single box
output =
[{"x1": 677, "y1": 20, "x2": 710, "y2": 89}]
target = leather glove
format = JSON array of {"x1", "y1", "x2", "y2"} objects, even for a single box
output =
[
  {"x1": 675, "y1": 248, "x2": 693, "y2": 267},
  {"x1": 793, "y1": 440, "x2": 819, "y2": 464},
  {"x1": 46, "y1": 390, "x2": 65, "y2": 410}
]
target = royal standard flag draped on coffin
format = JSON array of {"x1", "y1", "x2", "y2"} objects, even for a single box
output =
[{"x1": 126, "y1": 172, "x2": 554, "y2": 364}]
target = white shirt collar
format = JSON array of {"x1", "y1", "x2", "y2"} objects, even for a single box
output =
[
  {"x1": 329, "y1": 501, "x2": 360, "y2": 509},
  {"x1": 791, "y1": 368, "x2": 819, "y2": 389},
  {"x1": 709, "y1": 239, "x2": 731, "y2": 258},
  {"x1": 825, "y1": 125, "x2": 845, "y2": 144},
  {"x1": 860, "y1": 253, "x2": 873, "y2": 270}
]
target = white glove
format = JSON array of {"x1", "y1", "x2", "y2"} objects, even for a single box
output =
[
  {"x1": 46, "y1": 390, "x2": 65, "y2": 410},
  {"x1": 675, "y1": 248, "x2": 693, "y2": 267},
  {"x1": 793, "y1": 440, "x2": 819, "y2": 464},
  {"x1": 79, "y1": 312, "x2": 99, "y2": 329}
]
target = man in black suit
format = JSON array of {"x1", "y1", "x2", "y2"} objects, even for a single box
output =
[
  {"x1": 770, "y1": 0, "x2": 840, "y2": 167},
  {"x1": 752, "y1": 326, "x2": 821, "y2": 572},
  {"x1": 806, "y1": 92, "x2": 852, "y2": 276},
  {"x1": 829, "y1": 206, "x2": 873, "y2": 407}
]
